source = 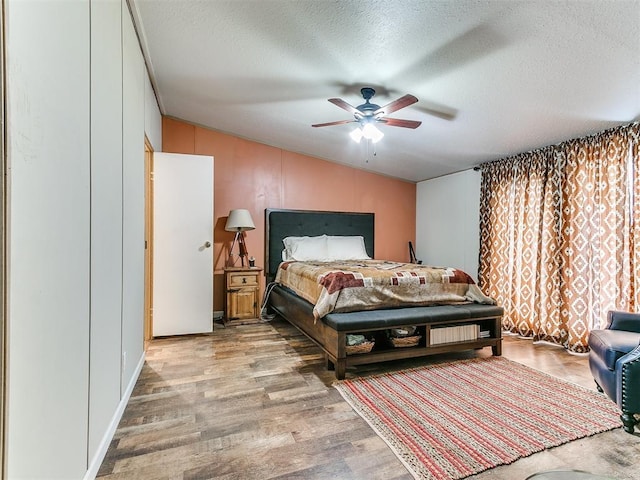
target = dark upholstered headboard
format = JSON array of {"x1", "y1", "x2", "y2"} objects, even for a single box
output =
[{"x1": 264, "y1": 208, "x2": 375, "y2": 281}]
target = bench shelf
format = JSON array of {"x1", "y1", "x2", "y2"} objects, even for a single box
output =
[{"x1": 334, "y1": 317, "x2": 502, "y2": 376}]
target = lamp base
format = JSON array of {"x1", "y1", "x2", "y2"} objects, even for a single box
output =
[{"x1": 227, "y1": 231, "x2": 250, "y2": 267}]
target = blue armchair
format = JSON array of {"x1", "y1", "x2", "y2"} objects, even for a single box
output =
[{"x1": 588, "y1": 311, "x2": 640, "y2": 433}]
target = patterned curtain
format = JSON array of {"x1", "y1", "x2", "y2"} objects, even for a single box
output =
[
  {"x1": 633, "y1": 128, "x2": 640, "y2": 309},
  {"x1": 479, "y1": 123, "x2": 640, "y2": 352}
]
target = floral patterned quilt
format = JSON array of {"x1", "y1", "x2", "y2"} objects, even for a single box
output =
[{"x1": 275, "y1": 260, "x2": 496, "y2": 320}]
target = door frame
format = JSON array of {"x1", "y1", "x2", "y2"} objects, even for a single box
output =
[
  {"x1": 1, "y1": 0, "x2": 7, "y2": 475},
  {"x1": 143, "y1": 137, "x2": 153, "y2": 349}
]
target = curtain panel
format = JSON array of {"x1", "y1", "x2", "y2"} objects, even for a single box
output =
[{"x1": 479, "y1": 123, "x2": 640, "y2": 352}]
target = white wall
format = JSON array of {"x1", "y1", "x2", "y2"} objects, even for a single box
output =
[
  {"x1": 416, "y1": 169, "x2": 482, "y2": 280},
  {"x1": 5, "y1": 0, "x2": 161, "y2": 477},
  {"x1": 145, "y1": 74, "x2": 162, "y2": 150}
]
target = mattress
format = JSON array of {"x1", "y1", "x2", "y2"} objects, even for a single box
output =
[{"x1": 275, "y1": 259, "x2": 496, "y2": 320}]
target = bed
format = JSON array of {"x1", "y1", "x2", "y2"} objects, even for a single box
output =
[{"x1": 264, "y1": 208, "x2": 503, "y2": 379}]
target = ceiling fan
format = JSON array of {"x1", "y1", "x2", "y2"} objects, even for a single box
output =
[{"x1": 312, "y1": 87, "x2": 422, "y2": 143}]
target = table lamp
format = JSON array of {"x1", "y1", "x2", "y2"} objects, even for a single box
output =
[{"x1": 225, "y1": 209, "x2": 255, "y2": 267}]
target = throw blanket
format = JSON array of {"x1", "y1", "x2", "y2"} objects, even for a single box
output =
[{"x1": 275, "y1": 260, "x2": 495, "y2": 320}]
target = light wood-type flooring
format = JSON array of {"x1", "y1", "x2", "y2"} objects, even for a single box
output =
[{"x1": 98, "y1": 318, "x2": 640, "y2": 479}]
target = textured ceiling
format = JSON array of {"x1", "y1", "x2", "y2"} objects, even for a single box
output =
[{"x1": 130, "y1": 0, "x2": 640, "y2": 183}]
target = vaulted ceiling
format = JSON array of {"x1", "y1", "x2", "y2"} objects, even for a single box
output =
[{"x1": 130, "y1": 0, "x2": 640, "y2": 182}]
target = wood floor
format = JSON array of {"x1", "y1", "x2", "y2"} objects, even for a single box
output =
[{"x1": 98, "y1": 318, "x2": 640, "y2": 480}]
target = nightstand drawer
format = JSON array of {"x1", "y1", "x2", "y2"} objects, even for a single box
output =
[{"x1": 228, "y1": 273, "x2": 258, "y2": 287}]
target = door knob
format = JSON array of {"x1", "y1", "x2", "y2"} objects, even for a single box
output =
[{"x1": 204, "y1": 241, "x2": 212, "y2": 248}]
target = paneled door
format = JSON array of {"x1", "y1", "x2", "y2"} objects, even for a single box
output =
[{"x1": 153, "y1": 153, "x2": 214, "y2": 336}]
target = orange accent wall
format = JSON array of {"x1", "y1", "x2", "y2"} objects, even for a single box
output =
[{"x1": 162, "y1": 116, "x2": 416, "y2": 310}]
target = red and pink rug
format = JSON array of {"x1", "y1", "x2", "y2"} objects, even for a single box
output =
[{"x1": 334, "y1": 357, "x2": 621, "y2": 480}]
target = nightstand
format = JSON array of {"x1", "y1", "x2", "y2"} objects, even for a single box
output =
[{"x1": 224, "y1": 267, "x2": 262, "y2": 325}]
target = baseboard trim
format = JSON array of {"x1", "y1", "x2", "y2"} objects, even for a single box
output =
[{"x1": 83, "y1": 351, "x2": 145, "y2": 480}]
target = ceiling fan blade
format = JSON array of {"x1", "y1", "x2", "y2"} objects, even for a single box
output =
[
  {"x1": 312, "y1": 119, "x2": 356, "y2": 128},
  {"x1": 373, "y1": 94, "x2": 418, "y2": 116},
  {"x1": 328, "y1": 98, "x2": 360, "y2": 116},
  {"x1": 378, "y1": 118, "x2": 422, "y2": 129}
]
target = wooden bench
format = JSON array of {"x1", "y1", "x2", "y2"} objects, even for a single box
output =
[{"x1": 269, "y1": 284, "x2": 504, "y2": 379}]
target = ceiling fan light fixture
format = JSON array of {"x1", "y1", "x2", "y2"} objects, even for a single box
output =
[
  {"x1": 350, "y1": 127, "x2": 364, "y2": 143},
  {"x1": 362, "y1": 122, "x2": 384, "y2": 143}
]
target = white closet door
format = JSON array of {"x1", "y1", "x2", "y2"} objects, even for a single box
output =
[{"x1": 153, "y1": 153, "x2": 214, "y2": 336}]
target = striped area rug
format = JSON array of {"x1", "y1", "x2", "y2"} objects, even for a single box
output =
[{"x1": 334, "y1": 357, "x2": 622, "y2": 480}]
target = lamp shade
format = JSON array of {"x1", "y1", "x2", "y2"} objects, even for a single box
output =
[
  {"x1": 225, "y1": 209, "x2": 255, "y2": 232},
  {"x1": 350, "y1": 127, "x2": 363, "y2": 143}
]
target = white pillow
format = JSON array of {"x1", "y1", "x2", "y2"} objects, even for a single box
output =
[
  {"x1": 326, "y1": 235, "x2": 371, "y2": 260},
  {"x1": 282, "y1": 235, "x2": 328, "y2": 261}
]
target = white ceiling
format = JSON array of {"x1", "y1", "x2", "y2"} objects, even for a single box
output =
[{"x1": 130, "y1": 0, "x2": 640, "y2": 183}]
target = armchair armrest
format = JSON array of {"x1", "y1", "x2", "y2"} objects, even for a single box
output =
[
  {"x1": 607, "y1": 311, "x2": 640, "y2": 333},
  {"x1": 616, "y1": 343, "x2": 640, "y2": 412}
]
